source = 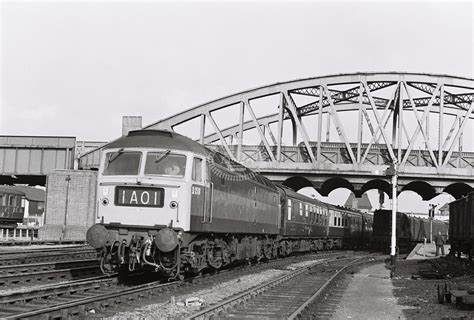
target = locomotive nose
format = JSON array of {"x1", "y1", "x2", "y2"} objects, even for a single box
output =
[
  {"x1": 155, "y1": 228, "x2": 179, "y2": 252},
  {"x1": 86, "y1": 224, "x2": 112, "y2": 249}
]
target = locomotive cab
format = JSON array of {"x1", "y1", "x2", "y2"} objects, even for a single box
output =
[{"x1": 96, "y1": 147, "x2": 208, "y2": 230}]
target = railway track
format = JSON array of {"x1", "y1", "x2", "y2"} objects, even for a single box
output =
[
  {"x1": 0, "y1": 259, "x2": 101, "y2": 288},
  {"x1": 0, "y1": 246, "x2": 97, "y2": 266},
  {"x1": 0, "y1": 251, "x2": 348, "y2": 319},
  {"x1": 186, "y1": 252, "x2": 376, "y2": 319}
]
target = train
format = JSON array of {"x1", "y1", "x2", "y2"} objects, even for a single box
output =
[
  {"x1": 371, "y1": 209, "x2": 448, "y2": 252},
  {"x1": 0, "y1": 186, "x2": 25, "y2": 227},
  {"x1": 86, "y1": 129, "x2": 373, "y2": 278},
  {"x1": 449, "y1": 191, "x2": 474, "y2": 259}
]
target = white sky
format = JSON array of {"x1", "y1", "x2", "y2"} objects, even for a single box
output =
[{"x1": 1, "y1": 0, "x2": 473, "y2": 210}]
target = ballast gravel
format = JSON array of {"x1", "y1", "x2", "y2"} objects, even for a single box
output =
[{"x1": 109, "y1": 258, "x2": 326, "y2": 319}]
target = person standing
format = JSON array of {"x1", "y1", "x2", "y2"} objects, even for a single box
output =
[{"x1": 434, "y1": 231, "x2": 445, "y2": 256}]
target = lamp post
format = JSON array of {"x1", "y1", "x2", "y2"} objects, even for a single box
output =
[
  {"x1": 62, "y1": 175, "x2": 71, "y2": 241},
  {"x1": 385, "y1": 160, "x2": 398, "y2": 268},
  {"x1": 428, "y1": 204, "x2": 437, "y2": 243}
]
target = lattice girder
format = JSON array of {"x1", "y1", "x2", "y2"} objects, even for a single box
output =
[{"x1": 145, "y1": 72, "x2": 474, "y2": 175}]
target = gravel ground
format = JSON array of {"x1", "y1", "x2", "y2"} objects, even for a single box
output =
[
  {"x1": 108, "y1": 257, "x2": 328, "y2": 319},
  {"x1": 391, "y1": 257, "x2": 474, "y2": 319}
]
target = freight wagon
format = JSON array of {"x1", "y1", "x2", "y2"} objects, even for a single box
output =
[
  {"x1": 372, "y1": 209, "x2": 448, "y2": 252},
  {"x1": 449, "y1": 192, "x2": 474, "y2": 259}
]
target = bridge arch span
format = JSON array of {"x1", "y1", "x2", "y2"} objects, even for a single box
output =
[
  {"x1": 359, "y1": 179, "x2": 391, "y2": 198},
  {"x1": 281, "y1": 176, "x2": 314, "y2": 192},
  {"x1": 443, "y1": 183, "x2": 473, "y2": 199},
  {"x1": 401, "y1": 181, "x2": 437, "y2": 201},
  {"x1": 318, "y1": 177, "x2": 354, "y2": 197}
]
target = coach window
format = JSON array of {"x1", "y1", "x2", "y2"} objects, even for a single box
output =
[
  {"x1": 192, "y1": 158, "x2": 203, "y2": 182},
  {"x1": 287, "y1": 199, "x2": 292, "y2": 220},
  {"x1": 9, "y1": 195, "x2": 16, "y2": 206},
  {"x1": 305, "y1": 204, "x2": 309, "y2": 217},
  {"x1": 299, "y1": 202, "x2": 303, "y2": 216}
]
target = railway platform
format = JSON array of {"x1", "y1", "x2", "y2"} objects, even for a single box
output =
[
  {"x1": 406, "y1": 243, "x2": 451, "y2": 260},
  {"x1": 331, "y1": 262, "x2": 406, "y2": 320}
]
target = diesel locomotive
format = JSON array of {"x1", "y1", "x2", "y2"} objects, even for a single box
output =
[{"x1": 86, "y1": 130, "x2": 372, "y2": 278}]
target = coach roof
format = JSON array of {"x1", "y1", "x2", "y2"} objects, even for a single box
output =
[{"x1": 104, "y1": 130, "x2": 210, "y2": 156}]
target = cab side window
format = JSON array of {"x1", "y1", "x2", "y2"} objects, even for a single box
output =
[{"x1": 192, "y1": 158, "x2": 203, "y2": 182}]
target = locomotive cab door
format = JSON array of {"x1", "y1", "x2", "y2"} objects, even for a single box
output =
[
  {"x1": 202, "y1": 159, "x2": 213, "y2": 223},
  {"x1": 191, "y1": 157, "x2": 212, "y2": 224}
]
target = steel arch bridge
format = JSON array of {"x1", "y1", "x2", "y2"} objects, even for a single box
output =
[{"x1": 146, "y1": 72, "x2": 474, "y2": 200}]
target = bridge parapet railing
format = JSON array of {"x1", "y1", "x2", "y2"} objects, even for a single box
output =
[{"x1": 225, "y1": 144, "x2": 474, "y2": 170}]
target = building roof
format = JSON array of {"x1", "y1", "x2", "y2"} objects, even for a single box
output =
[
  {"x1": 0, "y1": 185, "x2": 25, "y2": 196},
  {"x1": 1, "y1": 186, "x2": 45, "y2": 202},
  {"x1": 438, "y1": 203, "x2": 449, "y2": 212},
  {"x1": 344, "y1": 193, "x2": 373, "y2": 210}
]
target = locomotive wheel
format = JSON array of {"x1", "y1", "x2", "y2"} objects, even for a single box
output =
[
  {"x1": 207, "y1": 249, "x2": 223, "y2": 269},
  {"x1": 263, "y1": 244, "x2": 273, "y2": 260}
]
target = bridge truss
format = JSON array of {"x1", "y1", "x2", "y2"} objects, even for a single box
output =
[{"x1": 147, "y1": 73, "x2": 474, "y2": 199}]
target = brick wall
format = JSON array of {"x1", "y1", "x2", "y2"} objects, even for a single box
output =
[{"x1": 39, "y1": 170, "x2": 97, "y2": 240}]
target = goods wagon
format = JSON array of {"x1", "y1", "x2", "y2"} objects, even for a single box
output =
[
  {"x1": 372, "y1": 209, "x2": 448, "y2": 252},
  {"x1": 449, "y1": 192, "x2": 474, "y2": 259}
]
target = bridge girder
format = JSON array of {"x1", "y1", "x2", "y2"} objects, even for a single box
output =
[{"x1": 144, "y1": 72, "x2": 474, "y2": 196}]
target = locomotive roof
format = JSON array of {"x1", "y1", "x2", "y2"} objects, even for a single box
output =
[
  {"x1": 104, "y1": 130, "x2": 211, "y2": 156},
  {"x1": 104, "y1": 130, "x2": 274, "y2": 188}
]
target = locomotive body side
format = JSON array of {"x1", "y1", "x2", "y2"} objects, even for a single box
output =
[{"x1": 189, "y1": 165, "x2": 280, "y2": 235}]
